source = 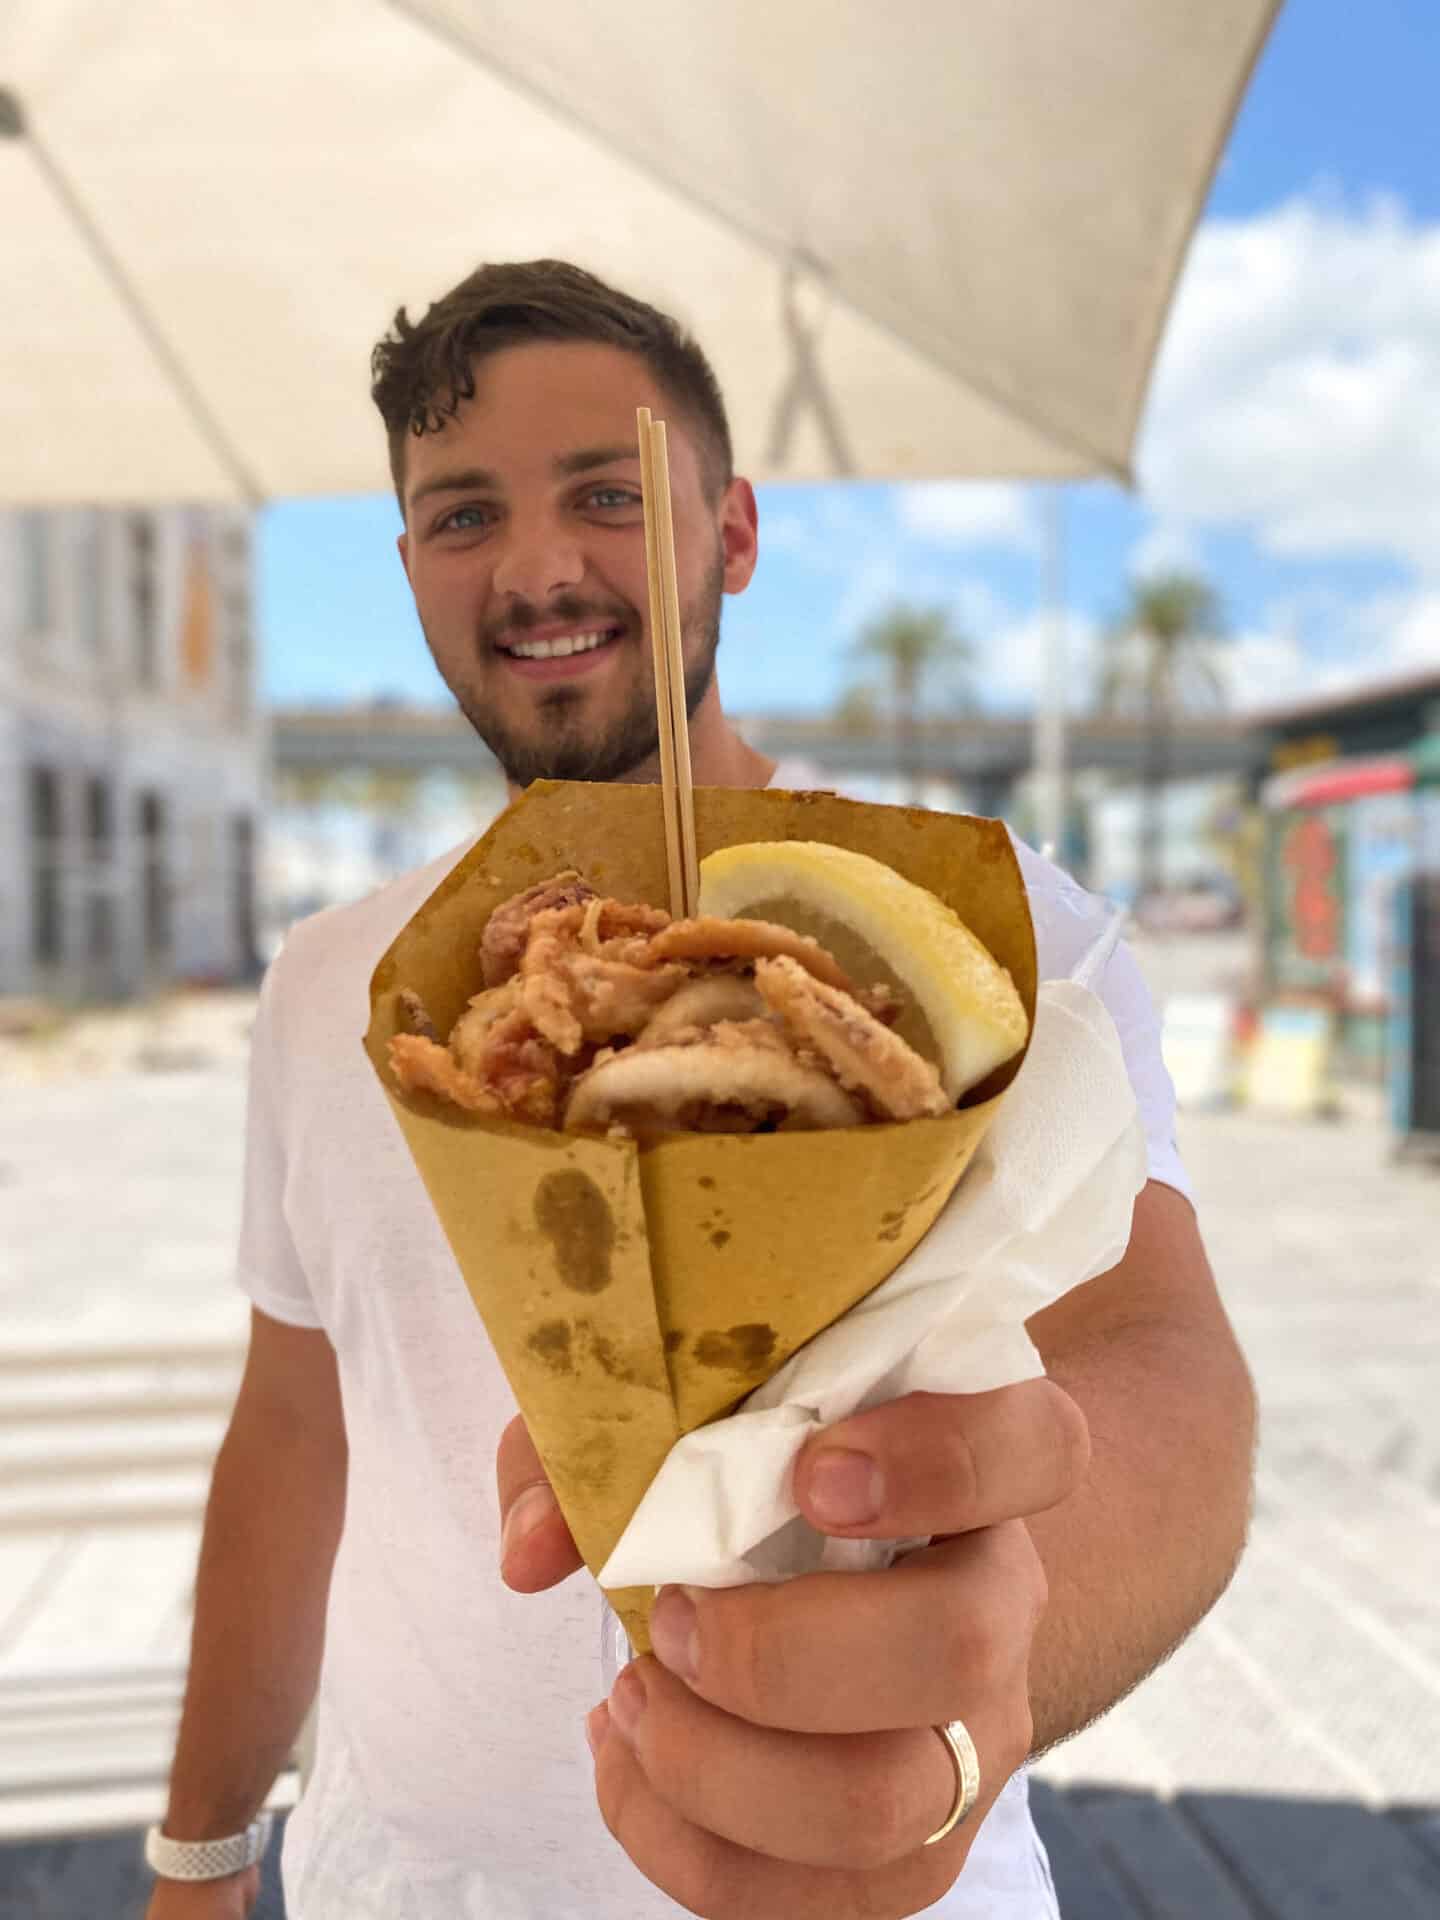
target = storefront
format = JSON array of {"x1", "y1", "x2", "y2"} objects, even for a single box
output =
[
  {"x1": 1262, "y1": 757, "x2": 1416, "y2": 1073},
  {"x1": 1256, "y1": 670, "x2": 1440, "y2": 1083}
]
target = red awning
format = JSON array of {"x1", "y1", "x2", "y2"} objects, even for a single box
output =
[{"x1": 1267, "y1": 757, "x2": 1414, "y2": 810}]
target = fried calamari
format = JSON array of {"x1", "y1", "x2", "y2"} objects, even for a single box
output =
[{"x1": 388, "y1": 873, "x2": 955, "y2": 1137}]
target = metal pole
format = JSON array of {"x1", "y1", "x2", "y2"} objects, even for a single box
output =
[{"x1": 1034, "y1": 487, "x2": 1068, "y2": 863}]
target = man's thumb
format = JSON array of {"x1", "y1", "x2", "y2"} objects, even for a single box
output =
[{"x1": 496, "y1": 1414, "x2": 582, "y2": 1589}]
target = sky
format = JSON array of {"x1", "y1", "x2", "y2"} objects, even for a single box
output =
[{"x1": 258, "y1": 0, "x2": 1440, "y2": 723}]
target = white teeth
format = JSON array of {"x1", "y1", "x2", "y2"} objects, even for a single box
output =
[{"x1": 504, "y1": 629, "x2": 611, "y2": 660}]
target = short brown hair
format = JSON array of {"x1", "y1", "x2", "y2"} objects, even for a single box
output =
[{"x1": 370, "y1": 259, "x2": 733, "y2": 505}]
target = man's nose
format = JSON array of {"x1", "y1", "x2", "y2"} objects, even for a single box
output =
[{"x1": 490, "y1": 513, "x2": 585, "y2": 603}]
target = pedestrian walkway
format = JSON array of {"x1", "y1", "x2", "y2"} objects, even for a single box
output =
[
  {"x1": 1033, "y1": 1102, "x2": 1440, "y2": 1812},
  {"x1": 0, "y1": 1034, "x2": 257, "y2": 1845},
  {"x1": 0, "y1": 1341, "x2": 266, "y2": 1841}
]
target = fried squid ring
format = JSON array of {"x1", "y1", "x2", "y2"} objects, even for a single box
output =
[
  {"x1": 632, "y1": 976, "x2": 769, "y2": 1049},
  {"x1": 642, "y1": 916, "x2": 856, "y2": 993},
  {"x1": 754, "y1": 955, "x2": 950, "y2": 1122},
  {"x1": 563, "y1": 1021, "x2": 864, "y2": 1136}
]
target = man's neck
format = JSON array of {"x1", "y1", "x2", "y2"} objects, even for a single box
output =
[{"x1": 674, "y1": 680, "x2": 776, "y2": 789}]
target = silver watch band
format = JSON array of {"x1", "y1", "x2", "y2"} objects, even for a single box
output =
[{"x1": 144, "y1": 1810, "x2": 274, "y2": 1881}]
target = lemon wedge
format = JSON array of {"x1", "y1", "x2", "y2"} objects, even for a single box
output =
[{"x1": 698, "y1": 840, "x2": 1028, "y2": 1101}]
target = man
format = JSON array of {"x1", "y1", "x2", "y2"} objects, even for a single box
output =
[{"x1": 145, "y1": 261, "x2": 1254, "y2": 1919}]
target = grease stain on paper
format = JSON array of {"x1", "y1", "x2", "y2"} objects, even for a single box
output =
[
  {"x1": 534, "y1": 1170, "x2": 614, "y2": 1294},
  {"x1": 588, "y1": 1327, "x2": 650, "y2": 1388},
  {"x1": 694, "y1": 1324, "x2": 777, "y2": 1373},
  {"x1": 526, "y1": 1318, "x2": 574, "y2": 1373},
  {"x1": 558, "y1": 1426, "x2": 618, "y2": 1495}
]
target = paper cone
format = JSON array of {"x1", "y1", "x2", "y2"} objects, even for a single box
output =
[{"x1": 365, "y1": 782, "x2": 1036, "y2": 1649}]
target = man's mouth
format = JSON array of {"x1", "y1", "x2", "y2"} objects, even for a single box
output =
[{"x1": 494, "y1": 624, "x2": 626, "y2": 662}]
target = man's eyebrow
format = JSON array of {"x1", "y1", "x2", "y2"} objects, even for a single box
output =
[
  {"x1": 408, "y1": 466, "x2": 499, "y2": 509},
  {"x1": 554, "y1": 445, "x2": 640, "y2": 477}
]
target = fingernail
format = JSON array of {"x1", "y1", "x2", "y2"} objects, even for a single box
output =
[
  {"x1": 805, "y1": 1448, "x2": 883, "y2": 1527},
  {"x1": 649, "y1": 1586, "x2": 699, "y2": 1683},
  {"x1": 607, "y1": 1664, "x2": 645, "y2": 1744},
  {"x1": 585, "y1": 1702, "x2": 609, "y2": 1756},
  {"x1": 501, "y1": 1483, "x2": 558, "y2": 1565}
]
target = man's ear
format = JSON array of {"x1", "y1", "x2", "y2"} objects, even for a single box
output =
[
  {"x1": 719, "y1": 478, "x2": 759, "y2": 596},
  {"x1": 397, "y1": 530, "x2": 411, "y2": 581}
]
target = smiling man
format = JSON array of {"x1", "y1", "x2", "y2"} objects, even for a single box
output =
[{"x1": 145, "y1": 262, "x2": 1255, "y2": 1920}]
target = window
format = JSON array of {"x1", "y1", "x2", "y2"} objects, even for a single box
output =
[
  {"x1": 231, "y1": 813, "x2": 258, "y2": 974},
  {"x1": 86, "y1": 775, "x2": 112, "y2": 854},
  {"x1": 129, "y1": 512, "x2": 159, "y2": 688},
  {"x1": 222, "y1": 522, "x2": 253, "y2": 725},
  {"x1": 87, "y1": 890, "x2": 115, "y2": 968},
  {"x1": 138, "y1": 788, "x2": 172, "y2": 962},
  {"x1": 83, "y1": 775, "x2": 117, "y2": 972},
  {"x1": 28, "y1": 765, "x2": 63, "y2": 968}
]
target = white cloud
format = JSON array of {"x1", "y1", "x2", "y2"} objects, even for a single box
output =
[
  {"x1": 894, "y1": 482, "x2": 1038, "y2": 551},
  {"x1": 1216, "y1": 587, "x2": 1440, "y2": 713},
  {"x1": 1127, "y1": 521, "x2": 1202, "y2": 581},
  {"x1": 755, "y1": 489, "x2": 886, "y2": 571},
  {"x1": 971, "y1": 608, "x2": 1100, "y2": 714},
  {"x1": 828, "y1": 555, "x2": 1012, "y2": 652},
  {"x1": 1219, "y1": 629, "x2": 1321, "y2": 710},
  {"x1": 754, "y1": 510, "x2": 817, "y2": 558},
  {"x1": 1365, "y1": 588, "x2": 1440, "y2": 675},
  {"x1": 1139, "y1": 196, "x2": 1440, "y2": 575}
]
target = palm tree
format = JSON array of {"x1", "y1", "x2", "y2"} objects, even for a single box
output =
[
  {"x1": 1096, "y1": 571, "x2": 1225, "y2": 903},
  {"x1": 848, "y1": 603, "x2": 975, "y2": 802},
  {"x1": 832, "y1": 685, "x2": 882, "y2": 737}
]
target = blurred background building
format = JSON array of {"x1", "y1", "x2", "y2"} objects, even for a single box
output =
[
  {"x1": 1252, "y1": 669, "x2": 1440, "y2": 1129},
  {"x1": 0, "y1": 505, "x2": 263, "y2": 1002}
]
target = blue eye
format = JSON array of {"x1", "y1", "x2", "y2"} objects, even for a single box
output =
[
  {"x1": 586, "y1": 487, "x2": 637, "y2": 510},
  {"x1": 438, "y1": 505, "x2": 491, "y2": 533}
]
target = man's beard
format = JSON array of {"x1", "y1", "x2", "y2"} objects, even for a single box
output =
[{"x1": 448, "y1": 554, "x2": 724, "y2": 788}]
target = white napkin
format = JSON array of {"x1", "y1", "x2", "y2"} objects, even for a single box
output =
[{"x1": 598, "y1": 979, "x2": 1147, "y2": 1591}]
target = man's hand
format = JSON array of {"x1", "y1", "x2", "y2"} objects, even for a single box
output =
[
  {"x1": 143, "y1": 1865, "x2": 259, "y2": 1918},
  {"x1": 497, "y1": 1381, "x2": 1087, "y2": 1918}
]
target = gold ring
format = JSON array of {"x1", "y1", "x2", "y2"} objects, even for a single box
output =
[{"x1": 922, "y1": 1717, "x2": 981, "y2": 1846}]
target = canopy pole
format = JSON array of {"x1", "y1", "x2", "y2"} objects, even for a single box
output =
[
  {"x1": 1033, "y1": 486, "x2": 1069, "y2": 866},
  {"x1": 765, "y1": 255, "x2": 856, "y2": 477}
]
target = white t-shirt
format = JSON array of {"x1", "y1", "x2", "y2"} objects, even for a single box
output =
[{"x1": 237, "y1": 831, "x2": 1187, "y2": 1920}]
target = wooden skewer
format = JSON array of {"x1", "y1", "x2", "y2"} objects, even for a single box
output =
[
  {"x1": 636, "y1": 406, "x2": 686, "y2": 918},
  {"x1": 646, "y1": 419, "x2": 700, "y2": 918}
]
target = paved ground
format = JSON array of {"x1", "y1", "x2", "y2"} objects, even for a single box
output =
[{"x1": 1, "y1": 946, "x2": 1438, "y2": 1914}]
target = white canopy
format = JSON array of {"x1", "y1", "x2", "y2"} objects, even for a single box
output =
[{"x1": 0, "y1": 0, "x2": 1279, "y2": 504}]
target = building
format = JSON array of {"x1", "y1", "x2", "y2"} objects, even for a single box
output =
[
  {"x1": 0, "y1": 506, "x2": 264, "y2": 1002},
  {"x1": 1254, "y1": 669, "x2": 1440, "y2": 1078}
]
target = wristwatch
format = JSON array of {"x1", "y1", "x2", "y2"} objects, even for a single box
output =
[{"x1": 144, "y1": 1810, "x2": 274, "y2": 1881}]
